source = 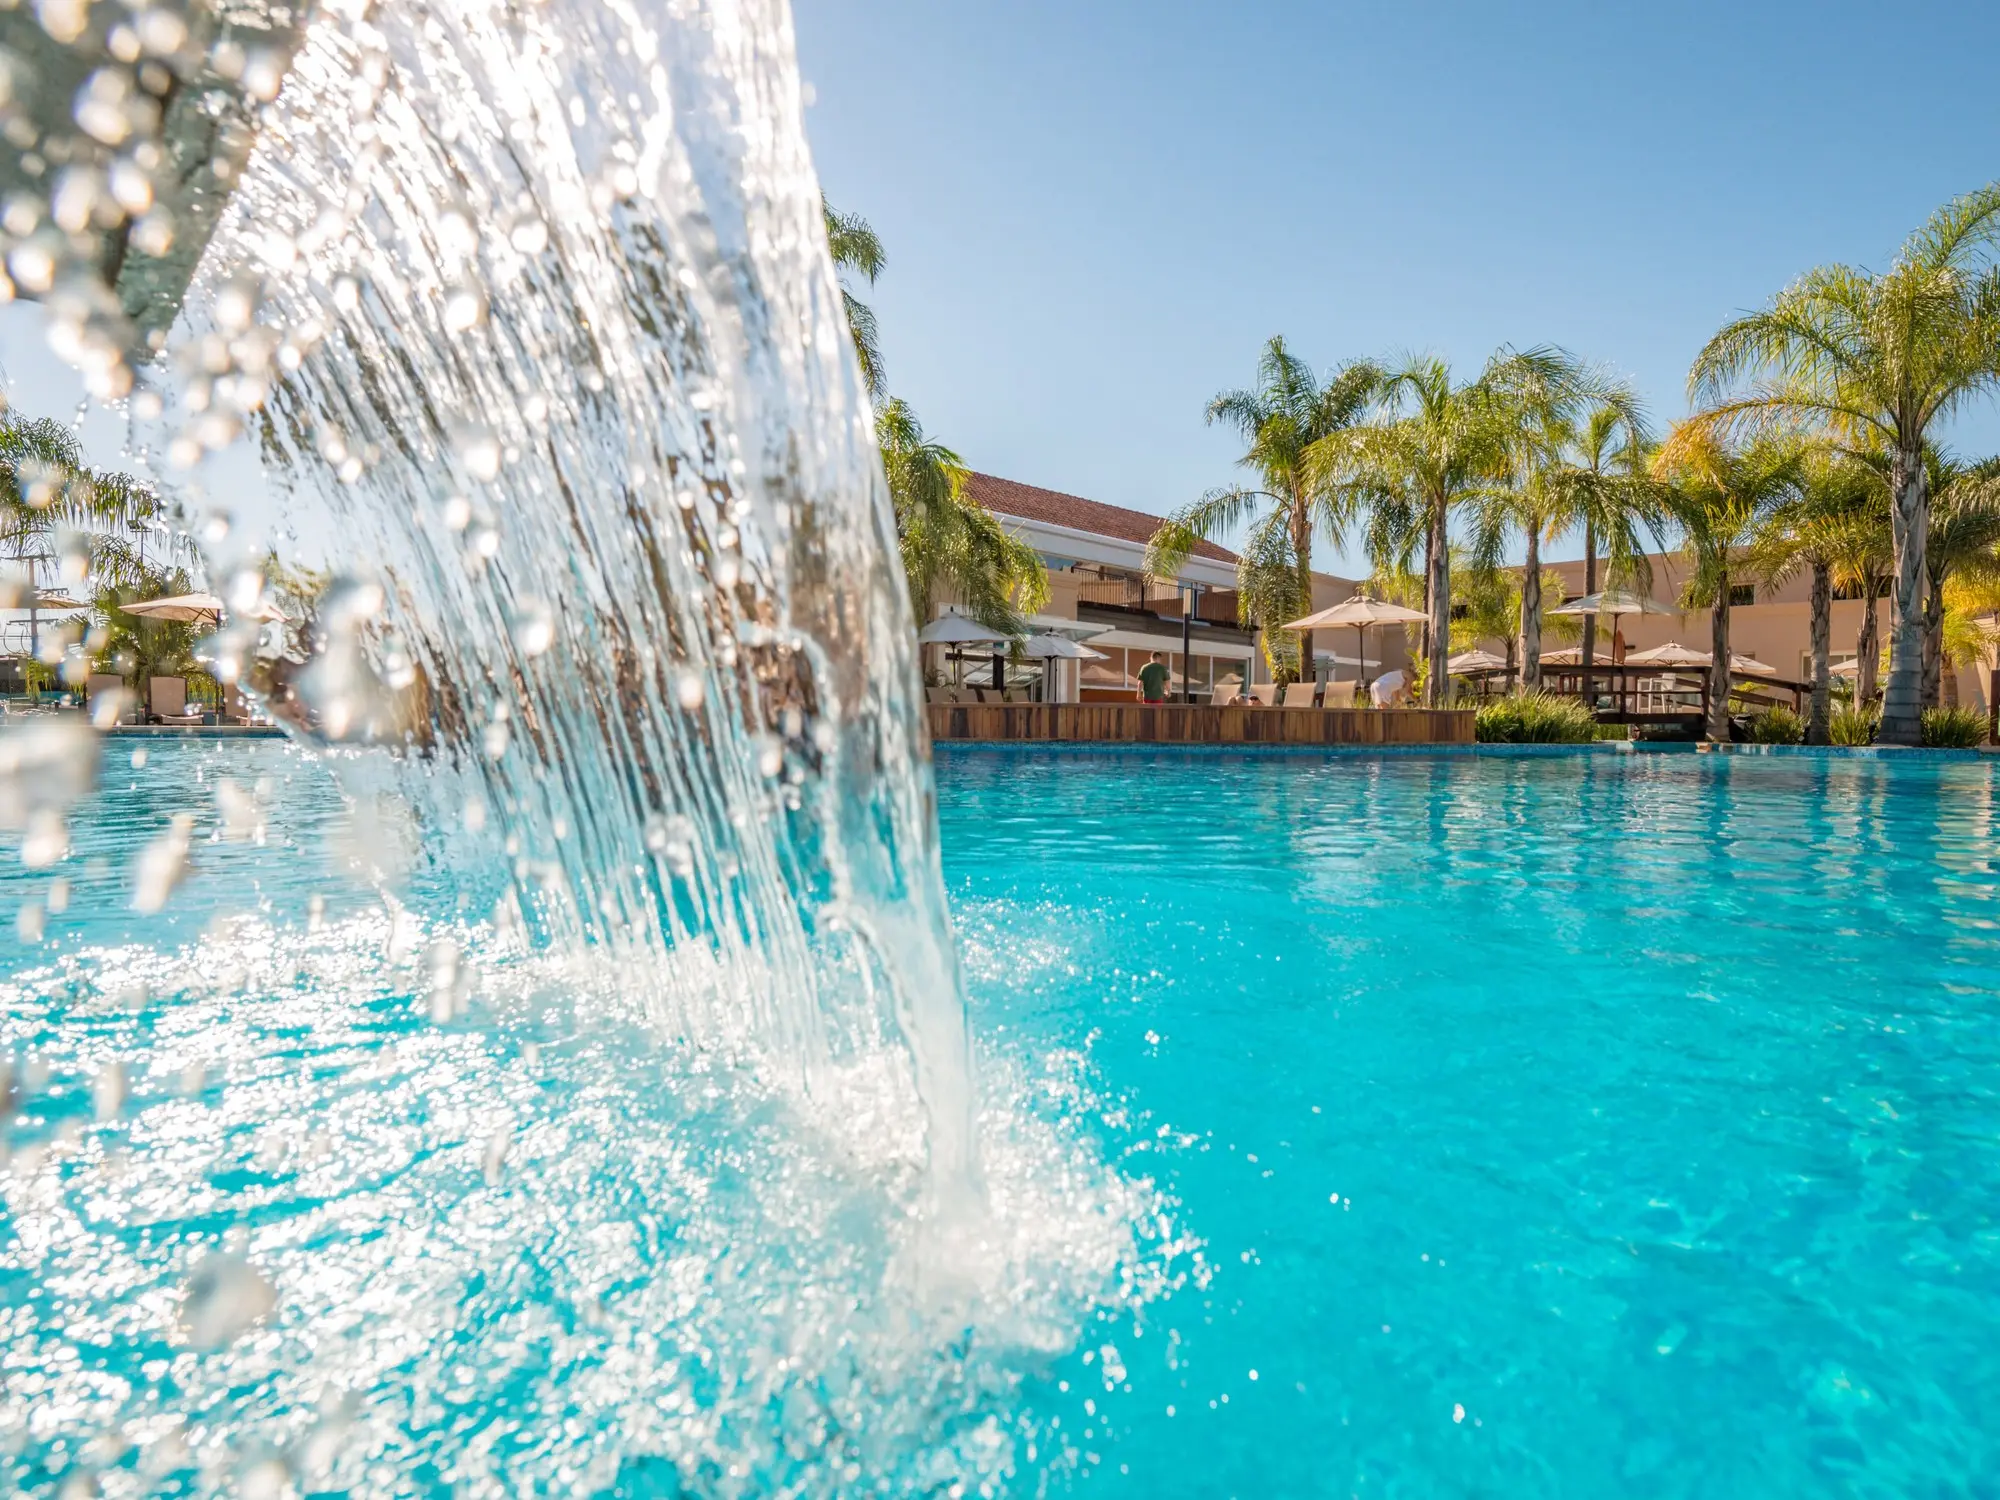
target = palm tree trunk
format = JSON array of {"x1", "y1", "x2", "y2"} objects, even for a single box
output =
[
  {"x1": 1293, "y1": 496, "x2": 1314, "y2": 688},
  {"x1": 1519, "y1": 529, "x2": 1543, "y2": 690},
  {"x1": 1579, "y1": 519, "x2": 1597, "y2": 710},
  {"x1": 1921, "y1": 570, "x2": 1944, "y2": 709},
  {"x1": 1807, "y1": 560, "x2": 1831, "y2": 745},
  {"x1": 1425, "y1": 494, "x2": 1449, "y2": 707},
  {"x1": 1856, "y1": 568, "x2": 1882, "y2": 709},
  {"x1": 1708, "y1": 573, "x2": 1732, "y2": 742},
  {"x1": 1879, "y1": 444, "x2": 1929, "y2": 746}
]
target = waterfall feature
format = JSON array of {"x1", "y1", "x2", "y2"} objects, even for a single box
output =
[
  {"x1": 0, "y1": 3, "x2": 1179, "y2": 1491},
  {"x1": 170, "y1": 0, "x2": 975, "y2": 1174}
]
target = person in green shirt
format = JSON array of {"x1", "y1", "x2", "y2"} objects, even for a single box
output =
[{"x1": 1137, "y1": 651, "x2": 1172, "y2": 703}]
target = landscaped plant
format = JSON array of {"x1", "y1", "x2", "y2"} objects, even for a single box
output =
[
  {"x1": 1829, "y1": 703, "x2": 1879, "y2": 746},
  {"x1": 1747, "y1": 706, "x2": 1805, "y2": 744},
  {"x1": 1474, "y1": 691, "x2": 1597, "y2": 744},
  {"x1": 1920, "y1": 706, "x2": 1987, "y2": 748}
]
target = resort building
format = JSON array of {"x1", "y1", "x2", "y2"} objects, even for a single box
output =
[{"x1": 936, "y1": 473, "x2": 1411, "y2": 700}]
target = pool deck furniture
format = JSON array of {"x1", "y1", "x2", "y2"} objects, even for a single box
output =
[{"x1": 928, "y1": 702, "x2": 1475, "y2": 746}]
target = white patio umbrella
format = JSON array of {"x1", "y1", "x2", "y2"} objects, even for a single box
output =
[
  {"x1": 123, "y1": 591, "x2": 288, "y2": 625},
  {"x1": 1730, "y1": 653, "x2": 1778, "y2": 676},
  {"x1": 1018, "y1": 633, "x2": 1105, "y2": 661},
  {"x1": 1548, "y1": 589, "x2": 1679, "y2": 621},
  {"x1": 1446, "y1": 648, "x2": 1508, "y2": 674},
  {"x1": 1283, "y1": 595, "x2": 1429, "y2": 687},
  {"x1": 1624, "y1": 641, "x2": 1712, "y2": 668},
  {"x1": 916, "y1": 612, "x2": 1010, "y2": 645},
  {"x1": 1018, "y1": 632, "x2": 1106, "y2": 703},
  {"x1": 1550, "y1": 589, "x2": 1679, "y2": 664},
  {"x1": 917, "y1": 611, "x2": 1014, "y2": 688}
]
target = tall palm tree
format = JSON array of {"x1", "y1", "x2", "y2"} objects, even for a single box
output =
[
  {"x1": 1470, "y1": 360, "x2": 1652, "y2": 688},
  {"x1": 1314, "y1": 351, "x2": 1543, "y2": 705},
  {"x1": 1551, "y1": 398, "x2": 1662, "y2": 700},
  {"x1": 877, "y1": 399, "x2": 1046, "y2": 634},
  {"x1": 1918, "y1": 454, "x2": 2000, "y2": 706},
  {"x1": 1653, "y1": 426, "x2": 1802, "y2": 741},
  {"x1": 1747, "y1": 448, "x2": 1880, "y2": 742},
  {"x1": 1686, "y1": 183, "x2": 2000, "y2": 745},
  {"x1": 824, "y1": 201, "x2": 888, "y2": 403},
  {"x1": 1146, "y1": 337, "x2": 1381, "y2": 684}
]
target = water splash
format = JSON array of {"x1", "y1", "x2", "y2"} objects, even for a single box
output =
[{"x1": 159, "y1": 0, "x2": 974, "y2": 1174}]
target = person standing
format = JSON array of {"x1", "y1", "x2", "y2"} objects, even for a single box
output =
[{"x1": 1137, "y1": 651, "x2": 1171, "y2": 704}]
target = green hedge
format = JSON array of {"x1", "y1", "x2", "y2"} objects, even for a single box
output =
[{"x1": 1474, "y1": 692, "x2": 1598, "y2": 744}]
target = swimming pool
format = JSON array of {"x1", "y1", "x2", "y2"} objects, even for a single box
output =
[{"x1": 6, "y1": 742, "x2": 2000, "y2": 1494}]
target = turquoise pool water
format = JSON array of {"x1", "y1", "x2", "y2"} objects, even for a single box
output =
[{"x1": 6, "y1": 742, "x2": 2000, "y2": 1495}]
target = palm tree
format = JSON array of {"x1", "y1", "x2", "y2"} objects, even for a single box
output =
[
  {"x1": 877, "y1": 399, "x2": 1046, "y2": 634},
  {"x1": 1315, "y1": 351, "x2": 1546, "y2": 705},
  {"x1": 1470, "y1": 359, "x2": 1653, "y2": 688},
  {"x1": 1747, "y1": 448, "x2": 1879, "y2": 742},
  {"x1": 1452, "y1": 560, "x2": 1579, "y2": 689},
  {"x1": 1918, "y1": 454, "x2": 2000, "y2": 706},
  {"x1": 0, "y1": 405, "x2": 172, "y2": 655},
  {"x1": 1686, "y1": 183, "x2": 2000, "y2": 745},
  {"x1": 1549, "y1": 398, "x2": 1662, "y2": 701},
  {"x1": 1653, "y1": 427, "x2": 1802, "y2": 740},
  {"x1": 824, "y1": 201, "x2": 888, "y2": 403},
  {"x1": 1146, "y1": 337, "x2": 1381, "y2": 685}
]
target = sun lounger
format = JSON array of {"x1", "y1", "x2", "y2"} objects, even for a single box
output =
[
  {"x1": 1282, "y1": 682, "x2": 1317, "y2": 708},
  {"x1": 1321, "y1": 681, "x2": 1358, "y2": 708},
  {"x1": 1249, "y1": 683, "x2": 1277, "y2": 706}
]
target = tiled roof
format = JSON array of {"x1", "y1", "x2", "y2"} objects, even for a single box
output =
[{"x1": 964, "y1": 472, "x2": 1237, "y2": 564}]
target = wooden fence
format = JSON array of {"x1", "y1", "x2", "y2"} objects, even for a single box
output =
[{"x1": 927, "y1": 703, "x2": 1475, "y2": 746}]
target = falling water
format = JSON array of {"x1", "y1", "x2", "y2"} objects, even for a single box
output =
[
  {"x1": 174, "y1": 0, "x2": 978, "y2": 1177},
  {"x1": 0, "y1": 0, "x2": 1188, "y2": 1493}
]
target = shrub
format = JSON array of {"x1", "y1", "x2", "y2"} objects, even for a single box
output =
[
  {"x1": 1921, "y1": 706, "x2": 1987, "y2": 749},
  {"x1": 1475, "y1": 692, "x2": 1597, "y2": 744},
  {"x1": 1829, "y1": 703, "x2": 1878, "y2": 746},
  {"x1": 1747, "y1": 706, "x2": 1805, "y2": 744}
]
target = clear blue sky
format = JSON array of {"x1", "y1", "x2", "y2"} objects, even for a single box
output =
[{"x1": 794, "y1": 0, "x2": 2000, "y2": 575}]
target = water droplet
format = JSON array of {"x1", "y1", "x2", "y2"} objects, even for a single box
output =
[
  {"x1": 507, "y1": 214, "x2": 548, "y2": 254},
  {"x1": 483, "y1": 719, "x2": 511, "y2": 760},
  {"x1": 511, "y1": 600, "x2": 553, "y2": 657},
  {"x1": 22, "y1": 808, "x2": 67, "y2": 868},
  {"x1": 92, "y1": 1061, "x2": 126, "y2": 1121},
  {"x1": 1452, "y1": 1403, "x2": 1466, "y2": 1424},
  {"x1": 482, "y1": 1124, "x2": 511, "y2": 1184},
  {"x1": 442, "y1": 282, "x2": 487, "y2": 332},
  {"x1": 177, "y1": 1252, "x2": 277, "y2": 1349},
  {"x1": 16, "y1": 902, "x2": 44, "y2": 942},
  {"x1": 453, "y1": 424, "x2": 502, "y2": 482},
  {"x1": 131, "y1": 812, "x2": 194, "y2": 914},
  {"x1": 46, "y1": 877, "x2": 69, "y2": 914},
  {"x1": 674, "y1": 669, "x2": 704, "y2": 710},
  {"x1": 426, "y1": 939, "x2": 461, "y2": 1022},
  {"x1": 213, "y1": 275, "x2": 263, "y2": 335}
]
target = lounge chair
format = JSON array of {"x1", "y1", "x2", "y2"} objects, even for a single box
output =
[
  {"x1": 1249, "y1": 683, "x2": 1278, "y2": 706},
  {"x1": 1321, "y1": 681, "x2": 1358, "y2": 709},
  {"x1": 1282, "y1": 682, "x2": 1317, "y2": 708},
  {"x1": 150, "y1": 676, "x2": 206, "y2": 726}
]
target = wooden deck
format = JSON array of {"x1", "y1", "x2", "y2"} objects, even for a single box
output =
[{"x1": 927, "y1": 703, "x2": 1475, "y2": 746}]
